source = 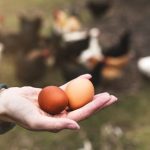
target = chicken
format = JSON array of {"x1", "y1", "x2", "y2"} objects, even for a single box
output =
[
  {"x1": 137, "y1": 56, "x2": 150, "y2": 78},
  {"x1": 60, "y1": 62, "x2": 89, "y2": 81},
  {"x1": 57, "y1": 28, "x2": 104, "y2": 85},
  {"x1": 103, "y1": 30, "x2": 131, "y2": 57},
  {"x1": 101, "y1": 30, "x2": 132, "y2": 80},
  {"x1": 105, "y1": 54, "x2": 130, "y2": 68},
  {"x1": 86, "y1": 0, "x2": 111, "y2": 19},
  {"x1": 78, "y1": 28, "x2": 104, "y2": 70},
  {"x1": 60, "y1": 60, "x2": 104, "y2": 86},
  {"x1": 19, "y1": 16, "x2": 42, "y2": 50},
  {"x1": 101, "y1": 66, "x2": 123, "y2": 80},
  {"x1": 74, "y1": 28, "x2": 105, "y2": 85},
  {"x1": 52, "y1": 9, "x2": 82, "y2": 35},
  {"x1": 58, "y1": 26, "x2": 131, "y2": 84},
  {"x1": 15, "y1": 49, "x2": 50, "y2": 85},
  {"x1": 55, "y1": 31, "x2": 90, "y2": 64},
  {"x1": 62, "y1": 30, "x2": 88, "y2": 42},
  {"x1": 78, "y1": 29, "x2": 132, "y2": 81}
]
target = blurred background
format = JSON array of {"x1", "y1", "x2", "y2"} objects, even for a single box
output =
[{"x1": 0, "y1": 0, "x2": 150, "y2": 149}]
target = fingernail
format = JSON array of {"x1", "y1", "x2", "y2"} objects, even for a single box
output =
[
  {"x1": 102, "y1": 92, "x2": 110, "y2": 97},
  {"x1": 111, "y1": 95, "x2": 118, "y2": 101},
  {"x1": 85, "y1": 73, "x2": 91, "y2": 76},
  {"x1": 83, "y1": 74, "x2": 92, "y2": 78},
  {"x1": 68, "y1": 124, "x2": 80, "y2": 130}
]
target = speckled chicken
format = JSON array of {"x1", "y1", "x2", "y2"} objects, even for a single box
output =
[{"x1": 52, "y1": 9, "x2": 82, "y2": 35}]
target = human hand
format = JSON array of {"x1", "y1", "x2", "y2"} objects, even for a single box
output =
[
  {"x1": 0, "y1": 74, "x2": 117, "y2": 133},
  {"x1": 59, "y1": 74, "x2": 117, "y2": 122}
]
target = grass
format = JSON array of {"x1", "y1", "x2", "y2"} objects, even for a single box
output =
[
  {"x1": 0, "y1": 56, "x2": 149, "y2": 150},
  {"x1": 0, "y1": 85, "x2": 150, "y2": 150}
]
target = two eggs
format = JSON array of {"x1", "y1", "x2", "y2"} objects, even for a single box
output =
[{"x1": 38, "y1": 78, "x2": 94, "y2": 114}]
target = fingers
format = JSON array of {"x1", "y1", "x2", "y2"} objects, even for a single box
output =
[
  {"x1": 27, "y1": 116, "x2": 80, "y2": 132},
  {"x1": 100, "y1": 95, "x2": 118, "y2": 110},
  {"x1": 67, "y1": 92, "x2": 112, "y2": 122},
  {"x1": 93, "y1": 92, "x2": 110, "y2": 99},
  {"x1": 60, "y1": 74, "x2": 92, "y2": 90}
]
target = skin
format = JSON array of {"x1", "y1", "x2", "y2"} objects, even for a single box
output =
[{"x1": 0, "y1": 74, "x2": 117, "y2": 133}]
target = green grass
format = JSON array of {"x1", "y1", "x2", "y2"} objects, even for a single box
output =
[{"x1": 0, "y1": 78, "x2": 149, "y2": 149}]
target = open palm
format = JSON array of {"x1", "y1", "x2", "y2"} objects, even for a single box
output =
[{"x1": 0, "y1": 74, "x2": 117, "y2": 132}]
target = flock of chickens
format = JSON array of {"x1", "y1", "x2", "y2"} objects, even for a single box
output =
[{"x1": 0, "y1": 0, "x2": 149, "y2": 86}]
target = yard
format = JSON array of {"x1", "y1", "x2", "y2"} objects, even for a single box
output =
[{"x1": 0, "y1": 0, "x2": 150, "y2": 149}]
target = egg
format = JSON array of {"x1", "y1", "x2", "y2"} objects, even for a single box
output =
[
  {"x1": 65, "y1": 78, "x2": 94, "y2": 110},
  {"x1": 38, "y1": 86, "x2": 68, "y2": 115}
]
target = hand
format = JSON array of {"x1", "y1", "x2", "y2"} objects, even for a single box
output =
[{"x1": 0, "y1": 74, "x2": 117, "y2": 133}]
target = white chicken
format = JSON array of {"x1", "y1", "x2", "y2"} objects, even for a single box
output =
[
  {"x1": 78, "y1": 28, "x2": 104, "y2": 70},
  {"x1": 62, "y1": 30, "x2": 88, "y2": 42},
  {"x1": 137, "y1": 56, "x2": 150, "y2": 78}
]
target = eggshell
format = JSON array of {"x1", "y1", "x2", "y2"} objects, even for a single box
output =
[
  {"x1": 65, "y1": 78, "x2": 94, "y2": 110},
  {"x1": 38, "y1": 86, "x2": 68, "y2": 115}
]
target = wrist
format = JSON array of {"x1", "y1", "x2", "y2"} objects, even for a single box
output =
[
  {"x1": 0, "y1": 87, "x2": 7, "y2": 118},
  {"x1": 0, "y1": 84, "x2": 16, "y2": 134}
]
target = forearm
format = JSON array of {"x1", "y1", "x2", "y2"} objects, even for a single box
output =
[{"x1": 0, "y1": 85, "x2": 16, "y2": 134}]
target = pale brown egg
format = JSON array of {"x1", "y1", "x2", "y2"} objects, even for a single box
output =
[{"x1": 65, "y1": 78, "x2": 94, "y2": 110}]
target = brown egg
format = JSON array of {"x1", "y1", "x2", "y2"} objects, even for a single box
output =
[
  {"x1": 65, "y1": 78, "x2": 94, "y2": 110},
  {"x1": 38, "y1": 86, "x2": 68, "y2": 115}
]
